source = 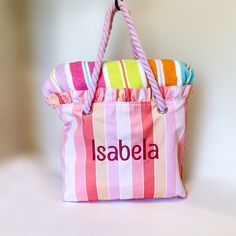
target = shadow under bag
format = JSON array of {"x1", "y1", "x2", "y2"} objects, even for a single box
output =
[{"x1": 43, "y1": 0, "x2": 195, "y2": 202}]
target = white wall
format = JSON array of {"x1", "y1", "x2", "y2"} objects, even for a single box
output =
[{"x1": 31, "y1": 0, "x2": 236, "y2": 184}]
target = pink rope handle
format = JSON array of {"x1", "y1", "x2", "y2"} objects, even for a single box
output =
[{"x1": 83, "y1": 1, "x2": 167, "y2": 114}]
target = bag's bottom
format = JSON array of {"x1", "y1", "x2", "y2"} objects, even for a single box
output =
[
  {"x1": 62, "y1": 194, "x2": 187, "y2": 203},
  {"x1": 61, "y1": 184, "x2": 187, "y2": 202}
]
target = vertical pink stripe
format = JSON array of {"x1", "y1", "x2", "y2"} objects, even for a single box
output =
[
  {"x1": 177, "y1": 100, "x2": 187, "y2": 179},
  {"x1": 175, "y1": 100, "x2": 188, "y2": 198},
  {"x1": 73, "y1": 105, "x2": 88, "y2": 201},
  {"x1": 141, "y1": 102, "x2": 155, "y2": 199},
  {"x1": 58, "y1": 107, "x2": 67, "y2": 199},
  {"x1": 104, "y1": 103, "x2": 120, "y2": 200},
  {"x1": 88, "y1": 62, "x2": 106, "y2": 88},
  {"x1": 178, "y1": 135, "x2": 185, "y2": 179},
  {"x1": 130, "y1": 104, "x2": 144, "y2": 199},
  {"x1": 82, "y1": 113, "x2": 98, "y2": 201},
  {"x1": 70, "y1": 62, "x2": 88, "y2": 90},
  {"x1": 182, "y1": 101, "x2": 188, "y2": 197},
  {"x1": 165, "y1": 99, "x2": 177, "y2": 197},
  {"x1": 60, "y1": 105, "x2": 77, "y2": 201}
]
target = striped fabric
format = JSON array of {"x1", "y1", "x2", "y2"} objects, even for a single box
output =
[
  {"x1": 43, "y1": 59, "x2": 195, "y2": 202},
  {"x1": 43, "y1": 59, "x2": 194, "y2": 97}
]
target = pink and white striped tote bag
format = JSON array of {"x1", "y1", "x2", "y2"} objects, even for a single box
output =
[{"x1": 43, "y1": 1, "x2": 194, "y2": 202}]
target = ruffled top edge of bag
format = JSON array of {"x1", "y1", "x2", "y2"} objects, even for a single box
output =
[{"x1": 46, "y1": 86, "x2": 194, "y2": 107}]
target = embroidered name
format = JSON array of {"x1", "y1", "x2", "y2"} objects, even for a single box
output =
[{"x1": 92, "y1": 139, "x2": 159, "y2": 161}]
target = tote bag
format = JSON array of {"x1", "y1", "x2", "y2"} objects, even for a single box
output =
[{"x1": 43, "y1": 1, "x2": 194, "y2": 202}]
